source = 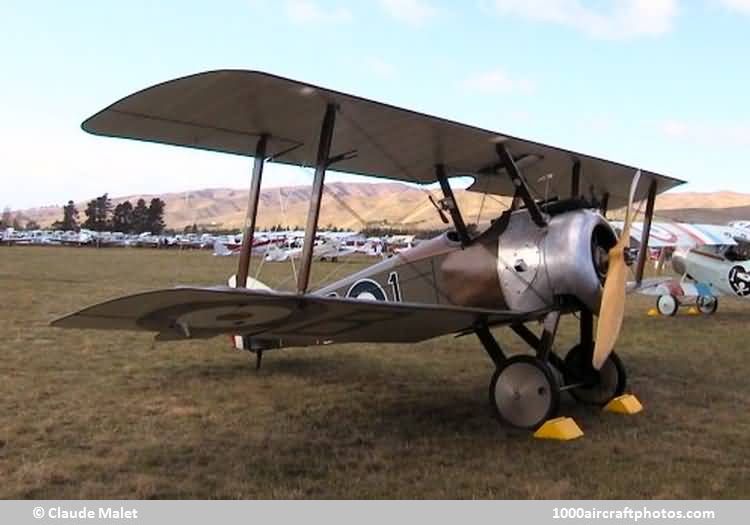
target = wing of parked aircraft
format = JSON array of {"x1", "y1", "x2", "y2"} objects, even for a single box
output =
[
  {"x1": 632, "y1": 277, "x2": 716, "y2": 297},
  {"x1": 613, "y1": 221, "x2": 738, "y2": 248},
  {"x1": 83, "y1": 70, "x2": 682, "y2": 210},
  {"x1": 52, "y1": 287, "x2": 544, "y2": 346}
]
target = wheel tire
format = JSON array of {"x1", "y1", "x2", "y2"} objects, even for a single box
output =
[
  {"x1": 563, "y1": 344, "x2": 627, "y2": 406},
  {"x1": 657, "y1": 294, "x2": 679, "y2": 316},
  {"x1": 489, "y1": 355, "x2": 560, "y2": 430},
  {"x1": 697, "y1": 295, "x2": 718, "y2": 315}
]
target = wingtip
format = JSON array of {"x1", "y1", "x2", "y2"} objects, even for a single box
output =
[{"x1": 49, "y1": 313, "x2": 75, "y2": 328}]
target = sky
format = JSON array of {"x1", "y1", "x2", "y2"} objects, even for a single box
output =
[{"x1": 1, "y1": 0, "x2": 749, "y2": 210}]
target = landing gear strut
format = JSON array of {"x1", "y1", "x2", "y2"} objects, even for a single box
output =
[{"x1": 476, "y1": 308, "x2": 629, "y2": 430}]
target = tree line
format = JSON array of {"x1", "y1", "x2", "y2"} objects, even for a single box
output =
[
  {"x1": 0, "y1": 207, "x2": 39, "y2": 230},
  {"x1": 52, "y1": 194, "x2": 166, "y2": 234}
]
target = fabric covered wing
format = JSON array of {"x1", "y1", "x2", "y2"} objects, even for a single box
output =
[
  {"x1": 629, "y1": 278, "x2": 718, "y2": 298},
  {"x1": 628, "y1": 277, "x2": 675, "y2": 295},
  {"x1": 82, "y1": 70, "x2": 683, "y2": 209},
  {"x1": 52, "y1": 287, "x2": 539, "y2": 347},
  {"x1": 612, "y1": 221, "x2": 738, "y2": 248}
]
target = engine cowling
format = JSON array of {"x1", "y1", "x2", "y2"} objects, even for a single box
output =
[{"x1": 497, "y1": 209, "x2": 617, "y2": 313}]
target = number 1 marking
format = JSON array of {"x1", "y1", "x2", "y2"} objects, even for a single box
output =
[{"x1": 387, "y1": 271, "x2": 402, "y2": 302}]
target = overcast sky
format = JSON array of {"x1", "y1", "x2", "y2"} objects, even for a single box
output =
[{"x1": 2, "y1": 0, "x2": 749, "y2": 209}]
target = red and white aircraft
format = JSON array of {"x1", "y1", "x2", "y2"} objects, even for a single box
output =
[{"x1": 620, "y1": 221, "x2": 750, "y2": 315}]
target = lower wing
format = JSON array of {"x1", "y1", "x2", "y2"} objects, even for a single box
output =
[
  {"x1": 629, "y1": 277, "x2": 721, "y2": 298},
  {"x1": 628, "y1": 277, "x2": 674, "y2": 295},
  {"x1": 52, "y1": 287, "x2": 544, "y2": 348}
]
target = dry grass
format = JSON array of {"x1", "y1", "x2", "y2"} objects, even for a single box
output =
[{"x1": 0, "y1": 246, "x2": 748, "y2": 499}]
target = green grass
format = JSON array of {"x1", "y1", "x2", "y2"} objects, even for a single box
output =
[{"x1": 0, "y1": 246, "x2": 748, "y2": 498}]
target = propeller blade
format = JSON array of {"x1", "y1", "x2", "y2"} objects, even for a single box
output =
[{"x1": 593, "y1": 170, "x2": 641, "y2": 369}]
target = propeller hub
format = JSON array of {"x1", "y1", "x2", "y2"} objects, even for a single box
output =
[{"x1": 591, "y1": 224, "x2": 617, "y2": 285}]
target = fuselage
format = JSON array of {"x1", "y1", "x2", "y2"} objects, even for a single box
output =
[
  {"x1": 315, "y1": 207, "x2": 617, "y2": 315},
  {"x1": 672, "y1": 247, "x2": 750, "y2": 298}
]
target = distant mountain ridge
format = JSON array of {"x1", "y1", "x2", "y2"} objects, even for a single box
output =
[{"x1": 18, "y1": 183, "x2": 750, "y2": 230}]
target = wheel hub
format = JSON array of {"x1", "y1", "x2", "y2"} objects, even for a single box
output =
[
  {"x1": 563, "y1": 345, "x2": 626, "y2": 406},
  {"x1": 491, "y1": 356, "x2": 559, "y2": 429}
]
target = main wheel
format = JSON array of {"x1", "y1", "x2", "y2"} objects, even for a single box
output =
[
  {"x1": 563, "y1": 344, "x2": 627, "y2": 406},
  {"x1": 489, "y1": 355, "x2": 560, "y2": 430},
  {"x1": 657, "y1": 294, "x2": 679, "y2": 316},
  {"x1": 697, "y1": 295, "x2": 718, "y2": 315}
]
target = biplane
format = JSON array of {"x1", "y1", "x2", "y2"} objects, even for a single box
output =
[
  {"x1": 52, "y1": 70, "x2": 684, "y2": 431},
  {"x1": 263, "y1": 236, "x2": 357, "y2": 263},
  {"x1": 622, "y1": 221, "x2": 750, "y2": 315}
]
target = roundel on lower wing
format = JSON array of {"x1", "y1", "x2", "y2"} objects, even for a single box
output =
[
  {"x1": 728, "y1": 265, "x2": 750, "y2": 297},
  {"x1": 178, "y1": 305, "x2": 292, "y2": 329},
  {"x1": 346, "y1": 279, "x2": 387, "y2": 301}
]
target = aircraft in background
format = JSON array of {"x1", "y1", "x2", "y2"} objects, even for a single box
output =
[
  {"x1": 1, "y1": 228, "x2": 15, "y2": 245},
  {"x1": 620, "y1": 221, "x2": 750, "y2": 315},
  {"x1": 263, "y1": 236, "x2": 358, "y2": 262},
  {"x1": 355, "y1": 238, "x2": 384, "y2": 258},
  {"x1": 53, "y1": 70, "x2": 684, "y2": 432},
  {"x1": 214, "y1": 232, "x2": 377, "y2": 261},
  {"x1": 212, "y1": 234, "x2": 277, "y2": 257},
  {"x1": 213, "y1": 240, "x2": 241, "y2": 257}
]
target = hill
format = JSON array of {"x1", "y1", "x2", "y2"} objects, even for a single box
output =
[
  {"x1": 17, "y1": 183, "x2": 750, "y2": 231},
  {"x1": 19, "y1": 182, "x2": 510, "y2": 231}
]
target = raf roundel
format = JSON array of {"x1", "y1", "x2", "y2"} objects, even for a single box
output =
[
  {"x1": 346, "y1": 279, "x2": 387, "y2": 301},
  {"x1": 180, "y1": 304, "x2": 292, "y2": 330}
]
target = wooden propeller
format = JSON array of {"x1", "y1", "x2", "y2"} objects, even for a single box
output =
[{"x1": 593, "y1": 170, "x2": 641, "y2": 370}]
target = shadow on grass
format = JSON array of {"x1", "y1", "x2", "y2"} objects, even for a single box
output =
[
  {"x1": 156, "y1": 350, "x2": 441, "y2": 383},
  {"x1": 153, "y1": 349, "x2": 617, "y2": 441}
]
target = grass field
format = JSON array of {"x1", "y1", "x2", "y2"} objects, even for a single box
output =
[{"x1": 1, "y1": 246, "x2": 748, "y2": 499}]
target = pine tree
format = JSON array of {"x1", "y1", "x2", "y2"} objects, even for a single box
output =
[
  {"x1": 82, "y1": 199, "x2": 97, "y2": 230},
  {"x1": 54, "y1": 200, "x2": 80, "y2": 231},
  {"x1": 147, "y1": 198, "x2": 166, "y2": 234},
  {"x1": 96, "y1": 194, "x2": 112, "y2": 230},
  {"x1": 112, "y1": 201, "x2": 134, "y2": 233},
  {"x1": 82, "y1": 194, "x2": 112, "y2": 231},
  {"x1": 131, "y1": 198, "x2": 149, "y2": 233},
  {"x1": 1, "y1": 207, "x2": 11, "y2": 228}
]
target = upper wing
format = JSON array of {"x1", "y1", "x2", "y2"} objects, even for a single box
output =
[
  {"x1": 612, "y1": 220, "x2": 738, "y2": 248},
  {"x1": 82, "y1": 70, "x2": 683, "y2": 210},
  {"x1": 52, "y1": 287, "x2": 544, "y2": 348}
]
